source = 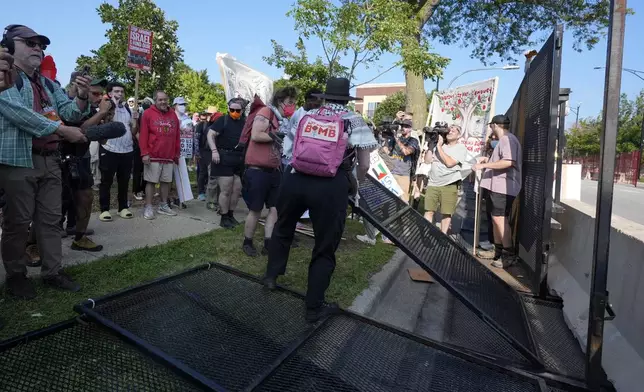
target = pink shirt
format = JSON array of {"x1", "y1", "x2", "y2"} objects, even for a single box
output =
[{"x1": 480, "y1": 133, "x2": 522, "y2": 196}]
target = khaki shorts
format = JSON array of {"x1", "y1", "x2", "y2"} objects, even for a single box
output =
[
  {"x1": 144, "y1": 162, "x2": 174, "y2": 183},
  {"x1": 424, "y1": 183, "x2": 459, "y2": 215}
]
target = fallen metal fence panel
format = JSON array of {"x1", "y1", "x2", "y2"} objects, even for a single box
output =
[
  {"x1": 351, "y1": 175, "x2": 542, "y2": 367},
  {"x1": 0, "y1": 320, "x2": 204, "y2": 392},
  {"x1": 72, "y1": 262, "x2": 569, "y2": 391}
]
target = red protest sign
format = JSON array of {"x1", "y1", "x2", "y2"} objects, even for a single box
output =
[{"x1": 127, "y1": 25, "x2": 153, "y2": 71}]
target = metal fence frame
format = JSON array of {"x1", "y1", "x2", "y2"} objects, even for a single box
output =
[{"x1": 506, "y1": 25, "x2": 564, "y2": 295}]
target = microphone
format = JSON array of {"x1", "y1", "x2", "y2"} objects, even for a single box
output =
[{"x1": 84, "y1": 122, "x2": 126, "y2": 142}]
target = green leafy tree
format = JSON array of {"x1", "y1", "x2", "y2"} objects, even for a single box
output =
[
  {"x1": 264, "y1": 39, "x2": 335, "y2": 107},
  {"x1": 372, "y1": 91, "x2": 406, "y2": 124},
  {"x1": 170, "y1": 62, "x2": 227, "y2": 114},
  {"x1": 75, "y1": 0, "x2": 183, "y2": 99},
  {"x1": 280, "y1": 1, "x2": 612, "y2": 130},
  {"x1": 269, "y1": 0, "x2": 449, "y2": 107},
  {"x1": 404, "y1": 0, "x2": 611, "y2": 129},
  {"x1": 566, "y1": 90, "x2": 644, "y2": 157}
]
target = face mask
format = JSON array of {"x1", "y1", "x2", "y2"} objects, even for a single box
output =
[
  {"x1": 490, "y1": 140, "x2": 499, "y2": 149},
  {"x1": 230, "y1": 111, "x2": 242, "y2": 120},
  {"x1": 177, "y1": 105, "x2": 186, "y2": 114},
  {"x1": 282, "y1": 103, "x2": 296, "y2": 118}
]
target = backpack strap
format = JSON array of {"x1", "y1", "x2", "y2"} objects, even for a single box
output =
[{"x1": 15, "y1": 73, "x2": 56, "y2": 94}]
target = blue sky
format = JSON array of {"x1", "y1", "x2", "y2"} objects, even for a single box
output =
[{"x1": 3, "y1": 0, "x2": 643, "y2": 128}]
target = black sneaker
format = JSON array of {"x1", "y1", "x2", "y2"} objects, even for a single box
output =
[
  {"x1": 43, "y1": 271, "x2": 81, "y2": 292},
  {"x1": 242, "y1": 242, "x2": 258, "y2": 257},
  {"x1": 261, "y1": 275, "x2": 277, "y2": 290},
  {"x1": 220, "y1": 215, "x2": 235, "y2": 229},
  {"x1": 6, "y1": 275, "x2": 36, "y2": 300},
  {"x1": 305, "y1": 303, "x2": 339, "y2": 323}
]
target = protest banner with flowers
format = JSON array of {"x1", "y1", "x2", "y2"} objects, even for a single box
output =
[{"x1": 428, "y1": 78, "x2": 498, "y2": 160}]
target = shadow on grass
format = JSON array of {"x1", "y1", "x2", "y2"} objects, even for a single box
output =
[{"x1": 0, "y1": 218, "x2": 395, "y2": 340}]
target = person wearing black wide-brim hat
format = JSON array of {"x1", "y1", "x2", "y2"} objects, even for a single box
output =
[{"x1": 261, "y1": 77, "x2": 379, "y2": 323}]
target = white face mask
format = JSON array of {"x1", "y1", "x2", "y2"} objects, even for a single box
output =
[{"x1": 177, "y1": 105, "x2": 186, "y2": 114}]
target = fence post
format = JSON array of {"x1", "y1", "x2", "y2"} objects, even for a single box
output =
[{"x1": 586, "y1": 0, "x2": 627, "y2": 390}]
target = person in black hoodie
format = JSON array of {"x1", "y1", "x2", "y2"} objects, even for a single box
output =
[{"x1": 207, "y1": 99, "x2": 246, "y2": 228}]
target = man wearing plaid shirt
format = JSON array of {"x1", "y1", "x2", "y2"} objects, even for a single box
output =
[{"x1": 0, "y1": 25, "x2": 89, "y2": 300}]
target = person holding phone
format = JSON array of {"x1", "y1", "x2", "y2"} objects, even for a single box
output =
[
  {"x1": 0, "y1": 25, "x2": 90, "y2": 299},
  {"x1": 97, "y1": 81, "x2": 136, "y2": 222}
]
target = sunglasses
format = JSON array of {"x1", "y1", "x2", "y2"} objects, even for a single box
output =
[
  {"x1": 16, "y1": 38, "x2": 47, "y2": 51},
  {"x1": 91, "y1": 92, "x2": 103, "y2": 97},
  {"x1": 229, "y1": 108, "x2": 242, "y2": 113}
]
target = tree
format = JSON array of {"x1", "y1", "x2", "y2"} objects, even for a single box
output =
[
  {"x1": 566, "y1": 90, "x2": 644, "y2": 157},
  {"x1": 170, "y1": 62, "x2": 227, "y2": 114},
  {"x1": 75, "y1": 0, "x2": 184, "y2": 99},
  {"x1": 404, "y1": 0, "x2": 610, "y2": 129},
  {"x1": 373, "y1": 91, "x2": 406, "y2": 125},
  {"x1": 271, "y1": 0, "x2": 449, "y2": 93},
  {"x1": 264, "y1": 39, "x2": 334, "y2": 106}
]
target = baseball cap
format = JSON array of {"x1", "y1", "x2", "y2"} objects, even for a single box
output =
[
  {"x1": 400, "y1": 119, "x2": 413, "y2": 128},
  {"x1": 90, "y1": 78, "x2": 107, "y2": 87},
  {"x1": 5, "y1": 24, "x2": 51, "y2": 45},
  {"x1": 173, "y1": 97, "x2": 186, "y2": 105},
  {"x1": 489, "y1": 114, "x2": 511, "y2": 125}
]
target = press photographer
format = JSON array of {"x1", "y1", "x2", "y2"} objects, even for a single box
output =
[
  {"x1": 423, "y1": 124, "x2": 468, "y2": 234},
  {"x1": 382, "y1": 118, "x2": 419, "y2": 203}
]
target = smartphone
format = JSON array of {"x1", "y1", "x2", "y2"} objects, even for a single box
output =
[
  {"x1": 0, "y1": 36, "x2": 15, "y2": 55},
  {"x1": 81, "y1": 65, "x2": 91, "y2": 77}
]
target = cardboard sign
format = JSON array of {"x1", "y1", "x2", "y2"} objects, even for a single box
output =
[
  {"x1": 127, "y1": 25, "x2": 153, "y2": 71},
  {"x1": 367, "y1": 151, "x2": 403, "y2": 197}
]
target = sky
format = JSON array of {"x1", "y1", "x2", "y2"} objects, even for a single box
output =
[{"x1": 3, "y1": 0, "x2": 643, "y2": 129}]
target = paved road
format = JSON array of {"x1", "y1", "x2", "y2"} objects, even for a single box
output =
[{"x1": 579, "y1": 180, "x2": 644, "y2": 225}]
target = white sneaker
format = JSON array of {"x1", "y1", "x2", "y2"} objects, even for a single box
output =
[
  {"x1": 356, "y1": 234, "x2": 376, "y2": 246},
  {"x1": 158, "y1": 204, "x2": 177, "y2": 216},
  {"x1": 143, "y1": 205, "x2": 155, "y2": 220},
  {"x1": 133, "y1": 192, "x2": 144, "y2": 201}
]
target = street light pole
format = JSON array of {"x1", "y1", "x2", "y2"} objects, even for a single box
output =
[{"x1": 446, "y1": 65, "x2": 520, "y2": 89}]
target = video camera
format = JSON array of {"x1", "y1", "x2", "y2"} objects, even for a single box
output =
[{"x1": 423, "y1": 121, "x2": 449, "y2": 149}]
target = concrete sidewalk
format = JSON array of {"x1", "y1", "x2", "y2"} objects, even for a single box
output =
[{"x1": 0, "y1": 200, "x2": 249, "y2": 285}]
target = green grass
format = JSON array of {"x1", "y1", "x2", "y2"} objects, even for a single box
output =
[{"x1": 0, "y1": 218, "x2": 394, "y2": 340}]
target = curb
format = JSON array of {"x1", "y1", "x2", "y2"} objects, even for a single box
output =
[{"x1": 348, "y1": 249, "x2": 407, "y2": 316}]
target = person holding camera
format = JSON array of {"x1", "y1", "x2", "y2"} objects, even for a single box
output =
[
  {"x1": 385, "y1": 119, "x2": 419, "y2": 203},
  {"x1": 423, "y1": 124, "x2": 468, "y2": 234},
  {"x1": 472, "y1": 115, "x2": 522, "y2": 269}
]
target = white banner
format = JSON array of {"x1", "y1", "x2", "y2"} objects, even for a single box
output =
[
  {"x1": 428, "y1": 78, "x2": 498, "y2": 161},
  {"x1": 216, "y1": 53, "x2": 273, "y2": 111},
  {"x1": 367, "y1": 151, "x2": 404, "y2": 197},
  {"x1": 174, "y1": 159, "x2": 194, "y2": 203}
]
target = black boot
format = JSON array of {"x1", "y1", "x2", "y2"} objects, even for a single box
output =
[{"x1": 220, "y1": 214, "x2": 235, "y2": 229}]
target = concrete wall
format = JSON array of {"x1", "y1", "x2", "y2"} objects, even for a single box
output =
[{"x1": 548, "y1": 200, "x2": 644, "y2": 392}]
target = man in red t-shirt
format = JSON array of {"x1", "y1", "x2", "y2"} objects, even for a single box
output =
[{"x1": 139, "y1": 90, "x2": 181, "y2": 220}]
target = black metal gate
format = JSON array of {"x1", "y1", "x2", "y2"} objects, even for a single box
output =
[{"x1": 506, "y1": 26, "x2": 564, "y2": 293}]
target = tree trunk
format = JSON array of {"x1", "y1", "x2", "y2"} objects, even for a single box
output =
[
  {"x1": 405, "y1": 0, "x2": 440, "y2": 130},
  {"x1": 406, "y1": 70, "x2": 427, "y2": 130}
]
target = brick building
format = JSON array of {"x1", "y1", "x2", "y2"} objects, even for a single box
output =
[{"x1": 354, "y1": 82, "x2": 406, "y2": 118}]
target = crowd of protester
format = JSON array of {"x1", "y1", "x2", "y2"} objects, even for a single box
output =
[{"x1": 0, "y1": 23, "x2": 523, "y2": 329}]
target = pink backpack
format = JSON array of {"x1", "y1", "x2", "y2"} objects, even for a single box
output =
[{"x1": 291, "y1": 107, "x2": 349, "y2": 177}]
